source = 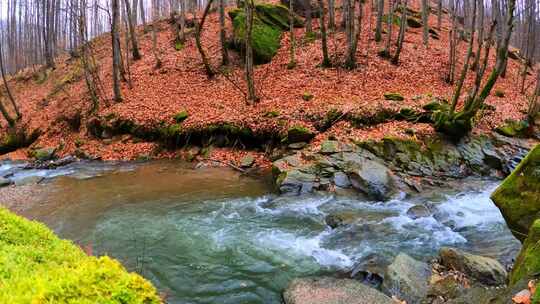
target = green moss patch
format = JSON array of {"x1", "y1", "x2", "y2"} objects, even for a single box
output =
[
  {"x1": 384, "y1": 92, "x2": 405, "y2": 101},
  {"x1": 495, "y1": 119, "x2": 529, "y2": 138},
  {"x1": 510, "y1": 219, "x2": 540, "y2": 285},
  {"x1": 491, "y1": 144, "x2": 540, "y2": 242},
  {"x1": 286, "y1": 125, "x2": 315, "y2": 143},
  {"x1": 0, "y1": 207, "x2": 161, "y2": 303},
  {"x1": 173, "y1": 111, "x2": 189, "y2": 123}
]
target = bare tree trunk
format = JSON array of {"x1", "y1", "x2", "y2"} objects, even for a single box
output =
[
  {"x1": 318, "y1": 0, "x2": 331, "y2": 67},
  {"x1": 382, "y1": 0, "x2": 394, "y2": 57},
  {"x1": 195, "y1": 0, "x2": 215, "y2": 77},
  {"x1": 528, "y1": 68, "x2": 540, "y2": 124},
  {"x1": 112, "y1": 0, "x2": 123, "y2": 102},
  {"x1": 288, "y1": 0, "x2": 296, "y2": 68},
  {"x1": 421, "y1": 0, "x2": 428, "y2": 46},
  {"x1": 305, "y1": 0, "x2": 313, "y2": 34},
  {"x1": 179, "y1": 0, "x2": 186, "y2": 43},
  {"x1": 449, "y1": 0, "x2": 477, "y2": 113},
  {"x1": 344, "y1": 0, "x2": 355, "y2": 68},
  {"x1": 327, "y1": 0, "x2": 335, "y2": 30},
  {"x1": 124, "y1": 0, "x2": 141, "y2": 60},
  {"x1": 245, "y1": 0, "x2": 257, "y2": 102},
  {"x1": 391, "y1": 0, "x2": 407, "y2": 65},
  {"x1": 151, "y1": 0, "x2": 162, "y2": 68},
  {"x1": 140, "y1": 0, "x2": 147, "y2": 28},
  {"x1": 437, "y1": 0, "x2": 442, "y2": 30},
  {"x1": 219, "y1": 0, "x2": 229, "y2": 65},
  {"x1": 447, "y1": 0, "x2": 457, "y2": 84},
  {"x1": 375, "y1": 0, "x2": 383, "y2": 42},
  {"x1": 0, "y1": 42, "x2": 21, "y2": 120}
]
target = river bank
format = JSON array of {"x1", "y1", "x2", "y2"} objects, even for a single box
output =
[{"x1": 0, "y1": 153, "x2": 528, "y2": 303}]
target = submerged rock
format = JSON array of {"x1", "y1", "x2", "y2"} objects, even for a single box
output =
[
  {"x1": 14, "y1": 175, "x2": 44, "y2": 186},
  {"x1": 491, "y1": 144, "x2": 540, "y2": 241},
  {"x1": 325, "y1": 211, "x2": 360, "y2": 228},
  {"x1": 406, "y1": 204, "x2": 431, "y2": 219},
  {"x1": 439, "y1": 247, "x2": 507, "y2": 286},
  {"x1": 0, "y1": 177, "x2": 11, "y2": 187},
  {"x1": 283, "y1": 277, "x2": 394, "y2": 304},
  {"x1": 382, "y1": 253, "x2": 431, "y2": 304}
]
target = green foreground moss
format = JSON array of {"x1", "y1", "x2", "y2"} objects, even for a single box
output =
[
  {"x1": 0, "y1": 207, "x2": 162, "y2": 304},
  {"x1": 511, "y1": 219, "x2": 540, "y2": 285}
]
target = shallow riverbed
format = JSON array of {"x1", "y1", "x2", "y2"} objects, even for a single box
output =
[{"x1": 0, "y1": 160, "x2": 520, "y2": 304}]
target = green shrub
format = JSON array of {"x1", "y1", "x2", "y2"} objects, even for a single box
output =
[{"x1": 0, "y1": 207, "x2": 162, "y2": 303}]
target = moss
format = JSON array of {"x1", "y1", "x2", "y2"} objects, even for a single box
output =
[
  {"x1": 302, "y1": 92, "x2": 314, "y2": 101},
  {"x1": 0, "y1": 207, "x2": 161, "y2": 303},
  {"x1": 384, "y1": 92, "x2": 405, "y2": 101},
  {"x1": 160, "y1": 124, "x2": 183, "y2": 139},
  {"x1": 494, "y1": 90, "x2": 505, "y2": 97},
  {"x1": 230, "y1": 10, "x2": 282, "y2": 64},
  {"x1": 286, "y1": 125, "x2": 315, "y2": 143},
  {"x1": 495, "y1": 119, "x2": 529, "y2": 138},
  {"x1": 229, "y1": 3, "x2": 297, "y2": 64},
  {"x1": 174, "y1": 40, "x2": 184, "y2": 51},
  {"x1": 173, "y1": 110, "x2": 189, "y2": 123},
  {"x1": 264, "y1": 110, "x2": 280, "y2": 118},
  {"x1": 382, "y1": 14, "x2": 401, "y2": 26},
  {"x1": 491, "y1": 144, "x2": 540, "y2": 242},
  {"x1": 510, "y1": 219, "x2": 540, "y2": 285}
]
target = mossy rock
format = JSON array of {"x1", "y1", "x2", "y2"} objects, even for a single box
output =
[
  {"x1": 491, "y1": 144, "x2": 540, "y2": 242},
  {"x1": 510, "y1": 219, "x2": 540, "y2": 285},
  {"x1": 407, "y1": 17, "x2": 423, "y2": 28},
  {"x1": 495, "y1": 119, "x2": 529, "y2": 138},
  {"x1": 286, "y1": 125, "x2": 315, "y2": 143},
  {"x1": 494, "y1": 90, "x2": 505, "y2": 97},
  {"x1": 264, "y1": 110, "x2": 280, "y2": 118},
  {"x1": 0, "y1": 207, "x2": 162, "y2": 303},
  {"x1": 173, "y1": 110, "x2": 189, "y2": 123},
  {"x1": 384, "y1": 92, "x2": 405, "y2": 101},
  {"x1": 302, "y1": 92, "x2": 314, "y2": 101},
  {"x1": 229, "y1": 3, "x2": 298, "y2": 64}
]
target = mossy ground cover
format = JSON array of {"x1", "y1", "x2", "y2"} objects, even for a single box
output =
[{"x1": 0, "y1": 207, "x2": 162, "y2": 303}]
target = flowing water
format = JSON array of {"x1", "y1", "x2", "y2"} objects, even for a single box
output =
[{"x1": 0, "y1": 160, "x2": 521, "y2": 304}]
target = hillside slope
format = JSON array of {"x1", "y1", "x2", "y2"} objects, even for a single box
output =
[{"x1": 0, "y1": 0, "x2": 536, "y2": 164}]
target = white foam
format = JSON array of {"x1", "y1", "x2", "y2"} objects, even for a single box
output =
[{"x1": 255, "y1": 229, "x2": 353, "y2": 268}]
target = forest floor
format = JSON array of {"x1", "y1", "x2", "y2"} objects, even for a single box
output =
[{"x1": 0, "y1": 0, "x2": 537, "y2": 168}]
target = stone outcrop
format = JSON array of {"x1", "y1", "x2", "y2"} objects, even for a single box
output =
[
  {"x1": 491, "y1": 144, "x2": 540, "y2": 241},
  {"x1": 382, "y1": 253, "x2": 431, "y2": 303}
]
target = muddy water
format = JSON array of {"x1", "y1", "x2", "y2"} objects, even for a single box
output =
[{"x1": 0, "y1": 160, "x2": 520, "y2": 304}]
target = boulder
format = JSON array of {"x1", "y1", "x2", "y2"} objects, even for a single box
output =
[
  {"x1": 333, "y1": 172, "x2": 351, "y2": 188},
  {"x1": 382, "y1": 253, "x2": 431, "y2": 304},
  {"x1": 279, "y1": 0, "x2": 319, "y2": 17},
  {"x1": 283, "y1": 277, "x2": 394, "y2": 304},
  {"x1": 439, "y1": 247, "x2": 507, "y2": 286},
  {"x1": 32, "y1": 147, "x2": 56, "y2": 161},
  {"x1": 325, "y1": 211, "x2": 360, "y2": 228},
  {"x1": 406, "y1": 204, "x2": 431, "y2": 219},
  {"x1": 240, "y1": 154, "x2": 255, "y2": 168},
  {"x1": 276, "y1": 169, "x2": 317, "y2": 195},
  {"x1": 491, "y1": 144, "x2": 540, "y2": 241},
  {"x1": 509, "y1": 219, "x2": 540, "y2": 285},
  {"x1": 320, "y1": 140, "x2": 340, "y2": 154},
  {"x1": 287, "y1": 126, "x2": 315, "y2": 143},
  {"x1": 344, "y1": 154, "x2": 396, "y2": 201},
  {"x1": 495, "y1": 119, "x2": 530, "y2": 138},
  {"x1": 0, "y1": 177, "x2": 11, "y2": 187},
  {"x1": 229, "y1": 3, "x2": 300, "y2": 64}
]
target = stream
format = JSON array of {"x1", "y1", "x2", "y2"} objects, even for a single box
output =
[{"x1": 0, "y1": 160, "x2": 521, "y2": 304}]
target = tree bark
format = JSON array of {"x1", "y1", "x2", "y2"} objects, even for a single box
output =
[
  {"x1": 0, "y1": 42, "x2": 21, "y2": 120},
  {"x1": 318, "y1": 0, "x2": 331, "y2": 67},
  {"x1": 245, "y1": 0, "x2": 257, "y2": 102},
  {"x1": 288, "y1": 0, "x2": 296, "y2": 68},
  {"x1": 124, "y1": 0, "x2": 141, "y2": 60},
  {"x1": 195, "y1": 0, "x2": 215, "y2": 77},
  {"x1": 327, "y1": 0, "x2": 335, "y2": 30},
  {"x1": 391, "y1": 0, "x2": 407, "y2": 65},
  {"x1": 219, "y1": 0, "x2": 229, "y2": 65},
  {"x1": 421, "y1": 0, "x2": 428, "y2": 46},
  {"x1": 375, "y1": 0, "x2": 383, "y2": 42},
  {"x1": 111, "y1": 0, "x2": 123, "y2": 102}
]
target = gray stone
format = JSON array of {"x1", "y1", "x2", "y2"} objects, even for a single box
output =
[
  {"x1": 289, "y1": 142, "x2": 308, "y2": 149},
  {"x1": 240, "y1": 154, "x2": 255, "y2": 168},
  {"x1": 439, "y1": 247, "x2": 508, "y2": 286},
  {"x1": 406, "y1": 204, "x2": 431, "y2": 219},
  {"x1": 333, "y1": 172, "x2": 351, "y2": 188},
  {"x1": 14, "y1": 175, "x2": 44, "y2": 186},
  {"x1": 321, "y1": 140, "x2": 340, "y2": 154},
  {"x1": 283, "y1": 277, "x2": 394, "y2": 304},
  {"x1": 382, "y1": 253, "x2": 431, "y2": 304},
  {"x1": 345, "y1": 156, "x2": 396, "y2": 201},
  {"x1": 0, "y1": 177, "x2": 11, "y2": 187},
  {"x1": 325, "y1": 211, "x2": 360, "y2": 228},
  {"x1": 278, "y1": 169, "x2": 317, "y2": 195}
]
